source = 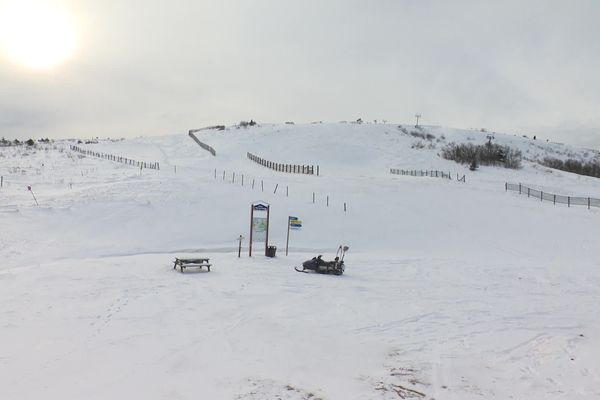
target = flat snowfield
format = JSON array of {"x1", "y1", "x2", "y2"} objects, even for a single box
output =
[{"x1": 1, "y1": 123, "x2": 599, "y2": 399}]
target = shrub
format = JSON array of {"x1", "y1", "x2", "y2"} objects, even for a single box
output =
[
  {"x1": 408, "y1": 130, "x2": 435, "y2": 141},
  {"x1": 541, "y1": 157, "x2": 600, "y2": 178},
  {"x1": 441, "y1": 142, "x2": 522, "y2": 169}
]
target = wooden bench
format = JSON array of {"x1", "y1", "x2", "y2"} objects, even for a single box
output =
[{"x1": 173, "y1": 258, "x2": 211, "y2": 273}]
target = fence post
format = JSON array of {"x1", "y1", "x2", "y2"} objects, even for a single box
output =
[
  {"x1": 327, "y1": 195, "x2": 329, "y2": 207},
  {"x1": 252, "y1": 179, "x2": 255, "y2": 190},
  {"x1": 312, "y1": 192, "x2": 315, "y2": 204},
  {"x1": 286, "y1": 186, "x2": 288, "y2": 197},
  {"x1": 223, "y1": 171, "x2": 225, "y2": 180},
  {"x1": 274, "y1": 184, "x2": 278, "y2": 194},
  {"x1": 1, "y1": 176, "x2": 2, "y2": 188},
  {"x1": 505, "y1": 182, "x2": 507, "y2": 191},
  {"x1": 568, "y1": 196, "x2": 570, "y2": 207},
  {"x1": 232, "y1": 172, "x2": 235, "y2": 184},
  {"x1": 261, "y1": 180, "x2": 264, "y2": 192},
  {"x1": 317, "y1": 165, "x2": 319, "y2": 176},
  {"x1": 528, "y1": 188, "x2": 530, "y2": 197},
  {"x1": 519, "y1": 183, "x2": 521, "y2": 194},
  {"x1": 242, "y1": 174, "x2": 244, "y2": 186},
  {"x1": 553, "y1": 194, "x2": 556, "y2": 205},
  {"x1": 344, "y1": 202, "x2": 347, "y2": 212}
]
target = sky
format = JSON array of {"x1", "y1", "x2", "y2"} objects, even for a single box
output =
[{"x1": 1, "y1": 0, "x2": 599, "y2": 148}]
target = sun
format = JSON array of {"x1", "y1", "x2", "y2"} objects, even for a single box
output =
[{"x1": 0, "y1": 1, "x2": 77, "y2": 70}]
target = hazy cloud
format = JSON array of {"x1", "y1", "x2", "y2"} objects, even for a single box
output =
[{"x1": 0, "y1": 0, "x2": 599, "y2": 147}]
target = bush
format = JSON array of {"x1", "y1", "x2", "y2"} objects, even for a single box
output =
[
  {"x1": 441, "y1": 142, "x2": 522, "y2": 169},
  {"x1": 541, "y1": 157, "x2": 600, "y2": 178}
]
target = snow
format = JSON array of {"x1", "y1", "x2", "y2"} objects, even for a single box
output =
[{"x1": 1, "y1": 123, "x2": 599, "y2": 399}]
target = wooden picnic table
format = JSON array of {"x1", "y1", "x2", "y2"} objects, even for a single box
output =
[{"x1": 173, "y1": 257, "x2": 211, "y2": 273}]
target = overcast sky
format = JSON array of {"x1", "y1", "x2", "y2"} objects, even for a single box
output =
[{"x1": 1, "y1": 0, "x2": 599, "y2": 148}]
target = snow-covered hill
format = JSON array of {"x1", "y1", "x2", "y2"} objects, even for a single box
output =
[{"x1": 1, "y1": 123, "x2": 599, "y2": 399}]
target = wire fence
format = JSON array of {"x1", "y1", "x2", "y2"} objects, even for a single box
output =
[
  {"x1": 213, "y1": 168, "x2": 346, "y2": 211},
  {"x1": 247, "y1": 152, "x2": 319, "y2": 175},
  {"x1": 390, "y1": 168, "x2": 466, "y2": 182},
  {"x1": 188, "y1": 131, "x2": 216, "y2": 156},
  {"x1": 70, "y1": 146, "x2": 160, "y2": 170},
  {"x1": 505, "y1": 183, "x2": 600, "y2": 209}
]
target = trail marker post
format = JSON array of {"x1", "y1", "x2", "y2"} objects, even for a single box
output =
[{"x1": 238, "y1": 235, "x2": 244, "y2": 258}]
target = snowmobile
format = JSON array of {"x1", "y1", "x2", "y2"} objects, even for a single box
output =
[{"x1": 295, "y1": 245, "x2": 349, "y2": 275}]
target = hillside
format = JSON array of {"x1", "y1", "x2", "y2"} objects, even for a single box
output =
[{"x1": 1, "y1": 123, "x2": 599, "y2": 399}]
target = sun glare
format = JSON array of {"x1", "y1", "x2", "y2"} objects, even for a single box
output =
[{"x1": 0, "y1": 1, "x2": 77, "y2": 70}]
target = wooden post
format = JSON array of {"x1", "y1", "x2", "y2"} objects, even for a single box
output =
[
  {"x1": 252, "y1": 179, "x2": 255, "y2": 189},
  {"x1": 554, "y1": 194, "x2": 556, "y2": 205},
  {"x1": 344, "y1": 202, "x2": 347, "y2": 212},
  {"x1": 327, "y1": 195, "x2": 329, "y2": 207},
  {"x1": 249, "y1": 205, "x2": 254, "y2": 257},
  {"x1": 274, "y1": 184, "x2": 278, "y2": 194},
  {"x1": 286, "y1": 186, "x2": 289, "y2": 197},
  {"x1": 505, "y1": 182, "x2": 507, "y2": 191},
  {"x1": 568, "y1": 196, "x2": 570, "y2": 207},
  {"x1": 223, "y1": 170, "x2": 225, "y2": 180},
  {"x1": 317, "y1": 165, "x2": 319, "y2": 176},
  {"x1": 265, "y1": 205, "x2": 270, "y2": 256},
  {"x1": 238, "y1": 235, "x2": 243, "y2": 258},
  {"x1": 519, "y1": 183, "x2": 522, "y2": 194},
  {"x1": 312, "y1": 192, "x2": 315, "y2": 203},
  {"x1": 541, "y1": 191, "x2": 543, "y2": 202},
  {"x1": 214, "y1": 169, "x2": 217, "y2": 179},
  {"x1": 242, "y1": 174, "x2": 244, "y2": 186},
  {"x1": 232, "y1": 172, "x2": 235, "y2": 183},
  {"x1": 1, "y1": 176, "x2": 3, "y2": 188},
  {"x1": 261, "y1": 180, "x2": 264, "y2": 192},
  {"x1": 285, "y1": 216, "x2": 290, "y2": 256}
]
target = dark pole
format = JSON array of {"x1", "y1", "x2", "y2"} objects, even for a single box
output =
[
  {"x1": 238, "y1": 235, "x2": 243, "y2": 258},
  {"x1": 28, "y1": 186, "x2": 38, "y2": 206},
  {"x1": 285, "y1": 216, "x2": 290, "y2": 256},
  {"x1": 265, "y1": 205, "x2": 270, "y2": 256},
  {"x1": 249, "y1": 205, "x2": 254, "y2": 257}
]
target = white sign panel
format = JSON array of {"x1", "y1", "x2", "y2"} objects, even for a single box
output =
[{"x1": 252, "y1": 217, "x2": 268, "y2": 242}]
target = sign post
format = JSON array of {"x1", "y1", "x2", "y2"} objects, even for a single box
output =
[
  {"x1": 285, "y1": 216, "x2": 302, "y2": 256},
  {"x1": 238, "y1": 235, "x2": 244, "y2": 258},
  {"x1": 249, "y1": 202, "x2": 270, "y2": 257}
]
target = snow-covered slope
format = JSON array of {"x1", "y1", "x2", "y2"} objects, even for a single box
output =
[{"x1": 1, "y1": 123, "x2": 599, "y2": 399}]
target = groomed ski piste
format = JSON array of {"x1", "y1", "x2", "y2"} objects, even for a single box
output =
[{"x1": 1, "y1": 122, "x2": 599, "y2": 399}]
